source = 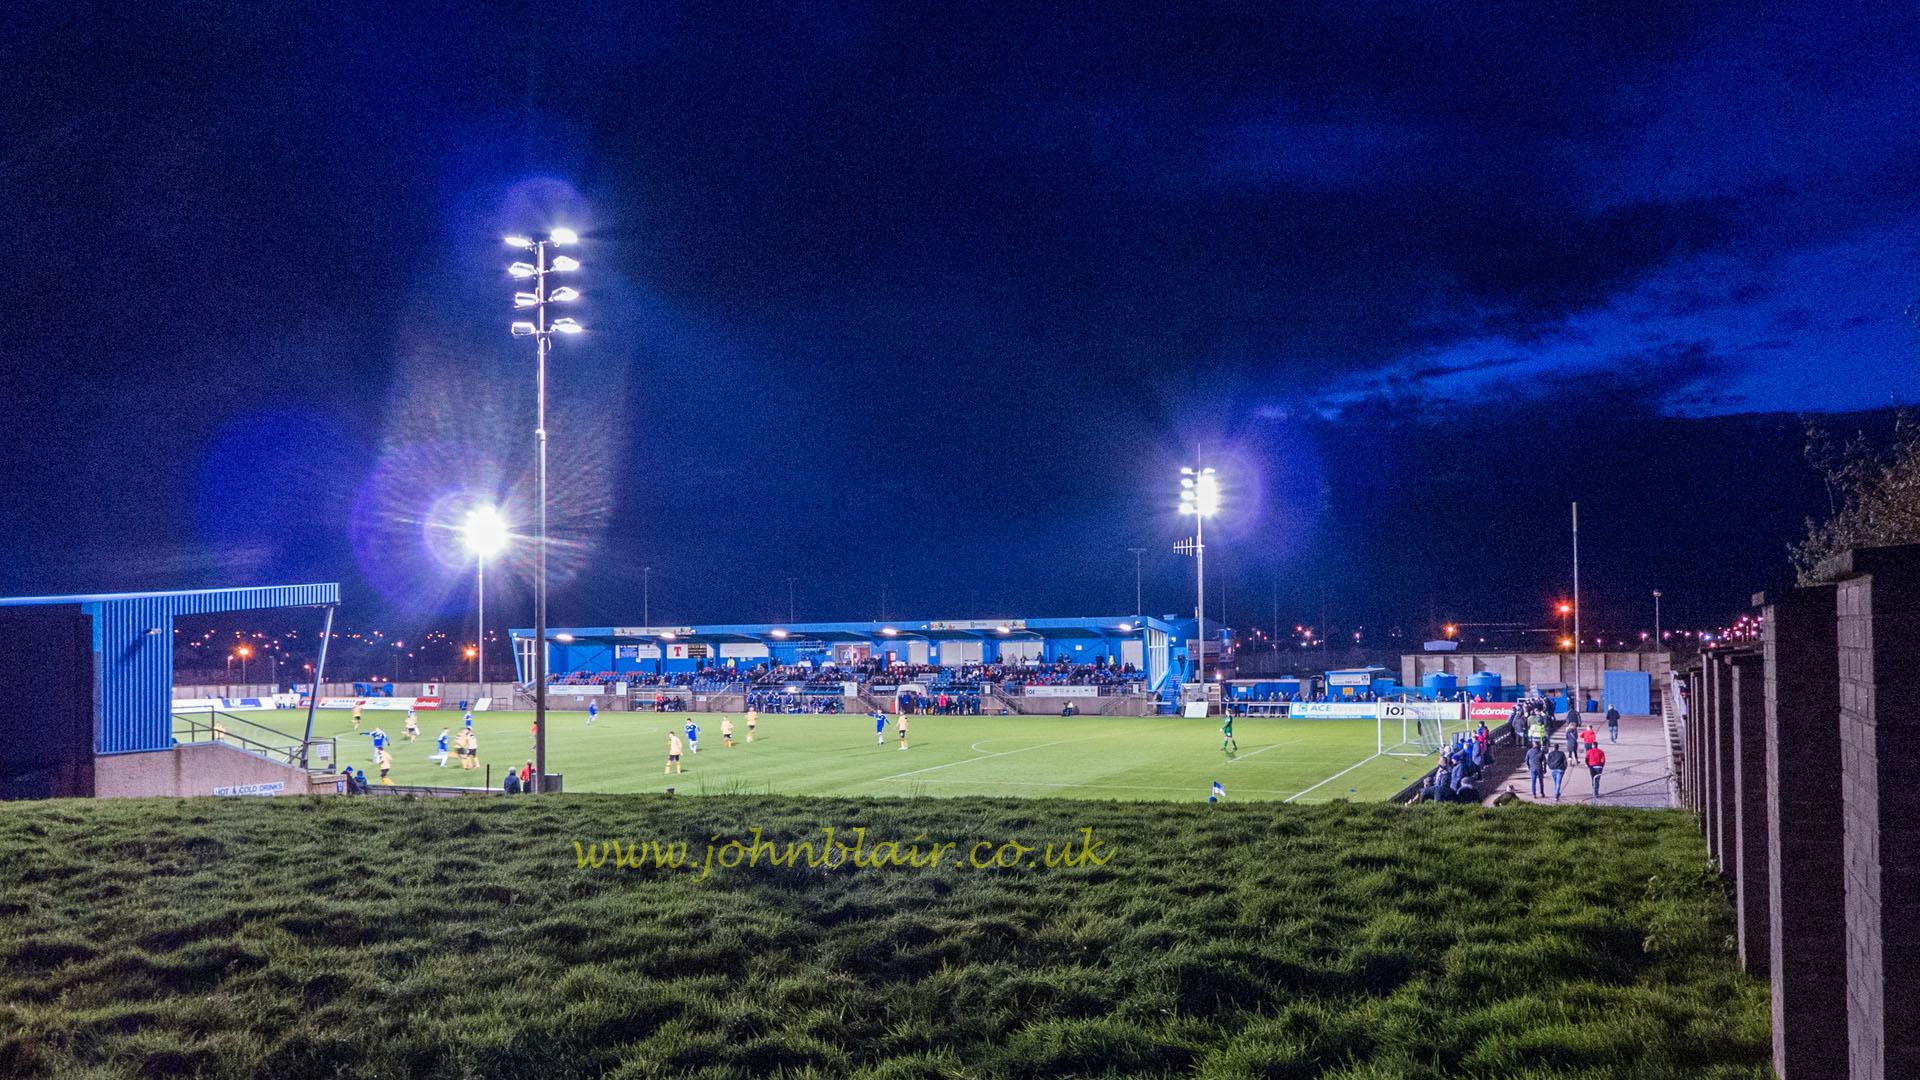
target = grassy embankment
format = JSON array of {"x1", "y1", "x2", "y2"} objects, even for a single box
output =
[{"x1": 0, "y1": 796, "x2": 1768, "y2": 1078}]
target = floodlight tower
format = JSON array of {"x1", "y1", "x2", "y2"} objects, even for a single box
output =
[
  {"x1": 1178, "y1": 465, "x2": 1219, "y2": 685},
  {"x1": 505, "y1": 228, "x2": 583, "y2": 791},
  {"x1": 462, "y1": 505, "x2": 510, "y2": 692}
]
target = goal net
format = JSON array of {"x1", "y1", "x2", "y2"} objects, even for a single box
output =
[{"x1": 1379, "y1": 701, "x2": 1466, "y2": 758}]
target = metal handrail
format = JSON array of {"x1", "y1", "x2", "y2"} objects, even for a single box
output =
[{"x1": 171, "y1": 710, "x2": 337, "y2": 770}]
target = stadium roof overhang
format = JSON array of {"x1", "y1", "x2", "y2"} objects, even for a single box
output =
[
  {"x1": 514, "y1": 615, "x2": 1177, "y2": 646},
  {"x1": 0, "y1": 584, "x2": 341, "y2": 755}
]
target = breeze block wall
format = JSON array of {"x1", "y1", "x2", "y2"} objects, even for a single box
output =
[{"x1": 1828, "y1": 546, "x2": 1920, "y2": 1080}]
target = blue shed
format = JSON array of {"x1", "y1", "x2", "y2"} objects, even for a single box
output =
[{"x1": 1602, "y1": 670, "x2": 1652, "y2": 715}]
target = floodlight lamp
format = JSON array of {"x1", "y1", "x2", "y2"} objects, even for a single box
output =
[
  {"x1": 881, "y1": 628, "x2": 898, "y2": 637},
  {"x1": 461, "y1": 505, "x2": 510, "y2": 558},
  {"x1": 504, "y1": 235, "x2": 534, "y2": 250},
  {"x1": 1193, "y1": 472, "x2": 1220, "y2": 516},
  {"x1": 514, "y1": 292, "x2": 540, "y2": 308},
  {"x1": 511, "y1": 321, "x2": 536, "y2": 337},
  {"x1": 549, "y1": 227, "x2": 579, "y2": 245},
  {"x1": 554, "y1": 633, "x2": 576, "y2": 643},
  {"x1": 548, "y1": 286, "x2": 579, "y2": 302},
  {"x1": 770, "y1": 629, "x2": 788, "y2": 638},
  {"x1": 551, "y1": 318, "x2": 583, "y2": 334},
  {"x1": 509, "y1": 262, "x2": 537, "y2": 278},
  {"x1": 549, "y1": 255, "x2": 580, "y2": 272}
]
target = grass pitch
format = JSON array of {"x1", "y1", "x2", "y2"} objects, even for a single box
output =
[
  {"x1": 228, "y1": 709, "x2": 1447, "y2": 802},
  {"x1": 0, "y1": 796, "x2": 1769, "y2": 1078}
]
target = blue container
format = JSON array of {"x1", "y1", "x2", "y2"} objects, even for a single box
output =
[
  {"x1": 1601, "y1": 670, "x2": 1652, "y2": 714},
  {"x1": 1422, "y1": 672, "x2": 1458, "y2": 694},
  {"x1": 1466, "y1": 672, "x2": 1502, "y2": 696}
]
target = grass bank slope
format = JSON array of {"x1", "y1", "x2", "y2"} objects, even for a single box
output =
[{"x1": 0, "y1": 797, "x2": 1767, "y2": 1079}]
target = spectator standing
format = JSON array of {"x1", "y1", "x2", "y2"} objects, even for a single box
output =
[
  {"x1": 1563, "y1": 717, "x2": 1580, "y2": 758},
  {"x1": 1605, "y1": 705, "x2": 1620, "y2": 743},
  {"x1": 1546, "y1": 746, "x2": 1569, "y2": 801},
  {"x1": 1525, "y1": 743, "x2": 1544, "y2": 797}
]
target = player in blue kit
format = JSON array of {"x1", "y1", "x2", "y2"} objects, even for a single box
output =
[
  {"x1": 870, "y1": 710, "x2": 887, "y2": 745},
  {"x1": 684, "y1": 718, "x2": 700, "y2": 754},
  {"x1": 434, "y1": 728, "x2": 451, "y2": 767},
  {"x1": 587, "y1": 701, "x2": 598, "y2": 726}
]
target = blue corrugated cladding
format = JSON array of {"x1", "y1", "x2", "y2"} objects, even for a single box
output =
[
  {"x1": 1601, "y1": 670, "x2": 1652, "y2": 715},
  {"x1": 87, "y1": 584, "x2": 339, "y2": 754}
]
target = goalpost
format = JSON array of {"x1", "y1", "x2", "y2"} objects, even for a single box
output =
[{"x1": 1379, "y1": 701, "x2": 1465, "y2": 758}]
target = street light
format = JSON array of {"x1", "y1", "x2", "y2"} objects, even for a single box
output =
[
  {"x1": 237, "y1": 644, "x2": 252, "y2": 684},
  {"x1": 1652, "y1": 589, "x2": 1662, "y2": 651},
  {"x1": 1178, "y1": 464, "x2": 1219, "y2": 690},
  {"x1": 504, "y1": 227, "x2": 584, "y2": 792},
  {"x1": 462, "y1": 504, "x2": 510, "y2": 693}
]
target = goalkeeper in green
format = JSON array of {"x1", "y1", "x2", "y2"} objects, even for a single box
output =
[{"x1": 1220, "y1": 715, "x2": 1238, "y2": 753}]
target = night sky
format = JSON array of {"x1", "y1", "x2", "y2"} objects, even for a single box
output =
[{"x1": 3, "y1": 2, "x2": 1916, "y2": 646}]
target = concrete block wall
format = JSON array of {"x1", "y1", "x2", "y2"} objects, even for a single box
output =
[
  {"x1": 1830, "y1": 548, "x2": 1920, "y2": 1080},
  {"x1": 1685, "y1": 549, "x2": 1920, "y2": 1080},
  {"x1": 1759, "y1": 585, "x2": 1846, "y2": 1080},
  {"x1": 1728, "y1": 651, "x2": 1769, "y2": 977}
]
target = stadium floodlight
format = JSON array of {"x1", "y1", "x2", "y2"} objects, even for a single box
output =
[
  {"x1": 881, "y1": 627, "x2": 899, "y2": 637},
  {"x1": 504, "y1": 235, "x2": 535, "y2": 250},
  {"x1": 770, "y1": 628, "x2": 788, "y2": 638},
  {"x1": 555, "y1": 632, "x2": 575, "y2": 643},
  {"x1": 505, "y1": 228, "x2": 587, "y2": 793},
  {"x1": 1177, "y1": 463, "x2": 1219, "y2": 693},
  {"x1": 548, "y1": 286, "x2": 579, "y2": 302},
  {"x1": 462, "y1": 506, "x2": 509, "y2": 557},
  {"x1": 460, "y1": 505, "x2": 508, "y2": 692}
]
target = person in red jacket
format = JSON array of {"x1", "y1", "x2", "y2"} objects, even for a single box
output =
[{"x1": 1584, "y1": 744, "x2": 1607, "y2": 800}]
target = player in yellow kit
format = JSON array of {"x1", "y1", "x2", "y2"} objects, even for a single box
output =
[
  {"x1": 720, "y1": 717, "x2": 734, "y2": 748},
  {"x1": 665, "y1": 732, "x2": 683, "y2": 774},
  {"x1": 746, "y1": 709, "x2": 757, "y2": 742},
  {"x1": 897, "y1": 714, "x2": 910, "y2": 751}
]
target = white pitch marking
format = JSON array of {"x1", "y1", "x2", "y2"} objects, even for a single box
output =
[
  {"x1": 873, "y1": 733, "x2": 1124, "y2": 783},
  {"x1": 1284, "y1": 753, "x2": 1384, "y2": 803}
]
